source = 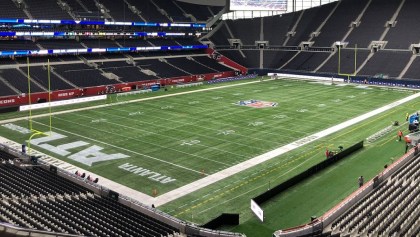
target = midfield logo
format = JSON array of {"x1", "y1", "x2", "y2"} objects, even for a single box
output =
[{"x1": 235, "y1": 100, "x2": 278, "y2": 108}]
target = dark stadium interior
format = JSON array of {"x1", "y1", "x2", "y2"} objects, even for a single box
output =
[{"x1": 0, "y1": 0, "x2": 420, "y2": 237}]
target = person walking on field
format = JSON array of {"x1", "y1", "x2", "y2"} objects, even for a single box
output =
[{"x1": 397, "y1": 130, "x2": 403, "y2": 141}]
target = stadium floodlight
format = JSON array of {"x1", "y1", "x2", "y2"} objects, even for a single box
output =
[{"x1": 26, "y1": 58, "x2": 53, "y2": 155}]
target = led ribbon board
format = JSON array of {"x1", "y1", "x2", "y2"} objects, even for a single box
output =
[
  {"x1": 0, "y1": 45, "x2": 208, "y2": 57},
  {"x1": 0, "y1": 18, "x2": 206, "y2": 28}
]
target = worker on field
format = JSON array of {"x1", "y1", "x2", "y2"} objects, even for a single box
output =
[
  {"x1": 406, "y1": 112, "x2": 409, "y2": 121},
  {"x1": 358, "y1": 176, "x2": 364, "y2": 188},
  {"x1": 397, "y1": 130, "x2": 403, "y2": 141}
]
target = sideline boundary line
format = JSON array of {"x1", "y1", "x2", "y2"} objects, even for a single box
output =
[{"x1": 152, "y1": 92, "x2": 420, "y2": 206}]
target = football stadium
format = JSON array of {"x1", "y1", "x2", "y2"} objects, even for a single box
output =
[{"x1": 0, "y1": 0, "x2": 419, "y2": 236}]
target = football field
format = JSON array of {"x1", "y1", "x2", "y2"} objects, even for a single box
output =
[{"x1": 0, "y1": 77, "x2": 417, "y2": 234}]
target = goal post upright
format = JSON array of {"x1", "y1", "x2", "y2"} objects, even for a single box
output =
[
  {"x1": 338, "y1": 44, "x2": 358, "y2": 82},
  {"x1": 26, "y1": 58, "x2": 53, "y2": 155},
  {"x1": 354, "y1": 44, "x2": 357, "y2": 76},
  {"x1": 27, "y1": 57, "x2": 33, "y2": 131},
  {"x1": 338, "y1": 44, "x2": 341, "y2": 75},
  {"x1": 47, "y1": 59, "x2": 52, "y2": 134}
]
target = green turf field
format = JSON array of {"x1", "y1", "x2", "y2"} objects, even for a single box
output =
[{"x1": 0, "y1": 77, "x2": 417, "y2": 237}]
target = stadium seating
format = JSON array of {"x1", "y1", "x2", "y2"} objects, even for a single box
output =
[
  {"x1": 206, "y1": 0, "x2": 420, "y2": 81},
  {"x1": 317, "y1": 49, "x2": 371, "y2": 75},
  {"x1": 80, "y1": 39, "x2": 119, "y2": 48},
  {"x1": 226, "y1": 18, "x2": 262, "y2": 46},
  {"x1": 0, "y1": 58, "x2": 16, "y2": 65},
  {"x1": 0, "y1": 69, "x2": 44, "y2": 94},
  {"x1": 96, "y1": 0, "x2": 142, "y2": 21},
  {"x1": 0, "y1": 150, "x2": 17, "y2": 161},
  {"x1": 193, "y1": 56, "x2": 233, "y2": 72},
  {"x1": 99, "y1": 61, "x2": 158, "y2": 82},
  {"x1": 80, "y1": 54, "x2": 109, "y2": 60},
  {"x1": 0, "y1": 162, "x2": 179, "y2": 237},
  {"x1": 175, "y1": 1, "x2": 215, "y2": 22},
  {"x1": 29, "y1": 66, "x2": 75, "y2": 90},
  {"x1": 358, "y1": 51, "x2": 412, "y2": 78},
  {"x1": 25, "y1": 0, "x2": 72, "y2": 19},
  {"x1": 312, "y1": 0, "x2": 367, "y2": 47},
  {"x1": 0, "y1": 40, "x2": 40, "y2": 50},
  {"x1": 53, "y1": 63, "x2": 115, "y2": 87},
  {"x1": 153, "y1": 0, "x2": 190, "y2": 22},
  {"x1": 166, "y1": 57, "x2": 217, "y2": 74},
  {"x1": 264, "y1": 50, "x2": 299, "y2": 69},
  {"x1": 217, "y1": 50, "x2": 250, "y2": 68},
  {"x1": 263, "y1": 12, "x2": 298, "y2": 46},
  {"x1": 115, "y1": 38, "x2": 153, "y2": 47},
  {"x1": 38, "y1": 39, "x2": 84, "y2": 49},
  {"x1": 217, "y1": 50, "x2": 260, "y2": 69},
  {"x1": 0, "y1": 0, "x2": 27, "y2": 18},
  {"x1": 175, "y1": 38, "x2": 200, "y2": 46},
  {"x1": 136, "y1": 59, "x2": 188, "y2": 78},
  {"x1": 0, "y1": 80, "x2": 17, "y2": 96},
  {"x1": 284, "y1": 4, "x2": 336, "y2": 46},
  {"x1": 384, "y1": 0, "x2": 420, "y2": 49},
  {"x1": 209, "y1": 22, "x2": 232, "y2": 46},
  {"x1": 402, "y1": 57, "x2": 420, "y2": 80},
  {"x1": 64, "y1": 0, "x2": 105, "y2": 19},
  {"x1": 125, "y1": 0, "x2": 169, "y2": 22},
  {"x1": 63, "y1": 0, "x2": 96, "y2": 18},
  {"x1": 345, "y1": 0, "x2": 401, "y2": 48},
  {"x1": 148, "y1": 38, "x2": 179, "y2": 47},
  {"x1": 328, "y1": 154, "x2": 420, "y2": 237},
  {"x1": 282, "y1": 51, "x2": 331, "y2": 72},
  {"x1": 16, "y1": 56, "x2": 78, "y2": 64}
]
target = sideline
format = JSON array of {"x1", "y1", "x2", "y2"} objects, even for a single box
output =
[{"x1": 152, "y1": 92, "x2": 420, "y2": 206}]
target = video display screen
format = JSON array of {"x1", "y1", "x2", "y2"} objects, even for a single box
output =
[{"x1": 230, "y1": 0, "x2": 287, "y2": 11}]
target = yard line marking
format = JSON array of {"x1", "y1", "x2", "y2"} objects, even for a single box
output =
[
  {"x1": 57, "y1": 114, "x2": 233, "y2": 166},
  {"x1": 152, "y1": 92, "x2": 420, "y2": 206},
  {"x1": 78, "y1": 110, "x2": 250, "y2": 161},
  {"x1": 178, "y1": 204, "x2": 188, "y2": 209},
  {"x1": 0, "y1": 78, "x2": 273, "y2": 125},
  {"x1": 194, "y1": 148, "x2": 322, "y2": 215},
  {"x1": 31, "y1": 120, "x2": 205, "y2": 175},
  {"x1": 107, "y1": 105, "x2": 280, "y2": 148}
]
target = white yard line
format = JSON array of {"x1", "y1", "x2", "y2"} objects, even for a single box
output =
[
  {"x1": 151, "y1": 92, "x2": 420, "y2": 206},
  {"x1": 0, "y1": 79, "x2": 268, "y2": 125},
  {"x1": 31, "y1": 120, "x2": 205, "y2": 175},
  {"x1": 52, "y1": 116, "x2": 233, "y2": 166}
]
